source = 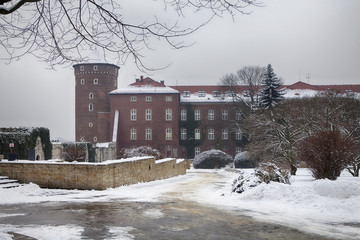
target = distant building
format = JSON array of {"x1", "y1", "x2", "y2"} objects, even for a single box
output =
[{"x1": 73, "y1": 63, "x2": 360, "y2": 158}]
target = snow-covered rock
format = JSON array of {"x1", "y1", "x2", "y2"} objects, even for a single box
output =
[{"x1": 232, "y1": 162, "x2": 290, "y2": 193}]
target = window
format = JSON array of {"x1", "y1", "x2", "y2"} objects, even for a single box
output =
[
  {"x1": 212, "y1": 91, "x2": 220, "y2": 97},
  {"x1": 145, "y1": 128, "x2": 152, "y2": 140},
  {"x1": 93, "y1": 79, "x2": 98, "y2": 84},
  {"x1": 183, "y1": 91, "x2": 190, "y2": 97},
  {"x1": 222, "y1": 109, "x2": 228, "y2": 120},
  {"x1": 114, "y1": 80, "x2": 117, "y2": 87},
  {"x1": 93, "y1": 137, "x2": 97, "y2": 142},
  {"x1": 208, "y1": 129, "x2": 214, "y2": 140},
  {"x1": 195, "y1": 109, "x2": 200, "y2": 121},
  {"x1": 93, "y1": 65, "x2": 98, "y2": 71},
  {"x1": 236, "y1": 147, "x2": 242, "y2": 155},
  {"x1": 130, "y1": 96, "x2": 137, "y2": 102},
  {"x1": 236, "y1": 111, "x2": 242, "y2": 121},
  {"x1": 81, "y1": 79, "x2": 85, "y2": 85},
  {"x1": 145, "y1": 109, "x2": 152, "y2": 121},
  {"x1": 145, "y1": 96, "x2": 152, "y2": 102},
  {"x1": 80, "y1": 137, "x2": 85, "y2": 141},
  {"x1": 166, "y1": 109, "x2": 172, "y2": 121},
  {"x1": 166, "y1": 128, "x2": 172, "y2": 140},
  {"x1": 222, "y1": 129, "x2": 228, "y2": 140},
  {"x1": 89, "y1": 103, "x2": 93, "y2": 112},
  {"x1": 195, "y1": 128, "x2": 201, "y2": 140},
  {"x1": 181, "y1": 129, "x2": 187, "y2": 140},
  {"x1": 80, "y1": 66, "x2": 84, "y2": 71},
  {"x1": 181, "y1": 109, "x2": 187, "y2": 121},
  {"x1": 130, "y1": 128, "x2": 137, "y2": 140},
  {"x1": 208, "y1": 109, "x2": 214, "y2": 120},
  {"x1": 166, "y1": 96, "x2": 172, "y2": 102},
  {"x1": 89, "y1": 93, "x2": 94, "y2": 99},
  {"x1": 236, "y1": 129, "x2": 242, "y2": 140},
  {"x1": 198, "y1": 91, "x2": 206, "y2": 97},
  {"x1": 130, "y1": 109, "x2": 137, "y2": 121},
  {"x1": 89, "y1": 123, "x2": 93, "y2": 128},
  {"x1": 194, "y1": 147, "x2": 200, "y2": 156}
]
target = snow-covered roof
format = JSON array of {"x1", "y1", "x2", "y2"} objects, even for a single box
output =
[
  {"x1": 180, "y1": 93, "x2": 236, "y2": 103},
  {"x1": 109, "y1": 86, "x2": 179, "y2": 95}
]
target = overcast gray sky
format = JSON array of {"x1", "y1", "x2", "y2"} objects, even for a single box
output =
[{"x1": 0, "y1": 0, "x2": 359, "y2": 141}]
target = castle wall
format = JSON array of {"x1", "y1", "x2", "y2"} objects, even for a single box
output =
[{"x1": 0, "y1": 157, "x2": 186, "y2": 190}]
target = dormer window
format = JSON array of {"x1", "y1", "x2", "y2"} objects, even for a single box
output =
[
  {"x1": 212, "y1": 91, "x2": 220, "y2": 97},
  {"x1": 183, "y1": 91, "x2": 190, "y2": 97},
  {"x1": 198, "y1": 91, "x2": 206, "y2": 97}
]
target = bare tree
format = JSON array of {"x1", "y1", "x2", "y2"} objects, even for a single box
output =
[{"x1": 0, "y1": 0, "x2": 260, "y2": 69}]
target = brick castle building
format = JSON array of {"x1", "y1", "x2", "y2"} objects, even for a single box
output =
[{"x1": 74, "y1": 63, "x2": 360, "y2": 159}]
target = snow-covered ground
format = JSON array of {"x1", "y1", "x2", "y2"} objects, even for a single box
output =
[{"x1": 0, "y1": 168, "x2": 360, "y2": 239}]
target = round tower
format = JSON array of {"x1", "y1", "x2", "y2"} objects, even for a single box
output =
[{"x1": 73, "y1": 63, "x2": 120, "y2": 143}]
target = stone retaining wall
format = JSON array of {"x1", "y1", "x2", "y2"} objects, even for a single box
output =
[{"x1": 0, "y1": 157, "x2": 186, "y2": 190}]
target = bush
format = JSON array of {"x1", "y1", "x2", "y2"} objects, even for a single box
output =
[
  {"x1": 62, "y1": 144, "x2": 86, "y2": 162},
  {"x1": 119, "y1": 146, "x2": 162, "y2": 160},
  {"x1": 298, "y1": 131, "x2": 357, "y2": 180},
  {"x1": 232, "y1": 162, "x2": 290, "y2": 193},
  {"x1": 234, "y1": 151, "x2": 255, "y2": 168},
  {"x1": 193, "y1": 150, "x2": 233, "y2": 169}
]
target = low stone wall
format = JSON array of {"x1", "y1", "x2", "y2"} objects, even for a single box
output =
[{"x1": 0, "y1": 157, "x2": 186, "y2": 190}]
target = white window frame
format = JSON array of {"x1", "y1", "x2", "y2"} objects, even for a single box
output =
[
  {"x1": 222, "y1": 109, "x2": 228, "y2": 120},
  {"x1": 93, "y1": 65, "x2": 98, "y2": 71},
  {"x1": 93, "y1": 78, "x2": 98, "y2": 84},
  {"x1": 194, "y1": 147, "x2": 200, "y2": 156},
  {"x1": 236, "y1": 111, "x2": 242, "y2": 121},
  {"x1": 208, "y1": 109, "x2": 214, "y2": 120},
  {"x1": 145, "y1": 109, "x2": 152, "y2": 121},
  {"x1": 89, "y1": 103, "x2": 93, "y2": 112},
  {"x1": 222, "y1": 129, "x2": 228, "y2": 140},
  {"x1": 89, "y1": 93, "x2": 94, "y2": 99},
  {"x1": 81, "y1": 79, "x2": 85, "y2": 85},
  {"x1": 166, "y1": 96, "x2": 172, "y2": 102},
  {"x1": 208, "y1": 129, "x2": 214, "y2": 140},
  {"x1": 236, "y1": 147, "x2": 242, "y2": 155},
  {"x1": 198, "y1": 91, "x2": 206, "y2": 97},
  {"x1": 236, "y1": 129, "x2": 242, "y2": 140},
  {"x1": 181, "y1": 109, "x2": 187, "y2": 121},
  {"x1": 166, "y1": 109, "x2": 172, "y2": 121},
  {"x1": 145, "y1": 96, "x2": 152, "y2": 102},
  {"x1": 130, "y1": 128, "x2": 137, "y2": 140},
  {"x1": 145, "y1": 128, "x2": 152, "y2": 140},
  {"x1": 89, "y1": 122, "x2": 93, "y2": 128},
  {"x1": 195, "y1": 109, "x2": 200, "y2": 121},
  {"x1": 130, "y1": 96, "x2": 137, "y2": 102},
  {"x1": 166, "y1": 128, "x2": 172, "y2": 140},
  {"x1": 93, "y1": 137, "x2": 97, "y2": 142},
  {"x1": 180, "y1": 128, "x2": 187, "y2": 140},
  {"x1": 80, "y1": 66, "x2": 84, "y2": 71},
  {"x1": 130, "y1": 109, "x2": 137, "y2": 121},
  {"x1": 195, "y1": 128, "x2": 201, "y2": 140}
]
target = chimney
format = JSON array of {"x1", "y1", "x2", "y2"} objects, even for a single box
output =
[
  {"x1": 140, "y1": 76, "x2": 144, "y2": 81},
  {"x1": 160, "y1": 80, "x2": 165, "y2": 85}
]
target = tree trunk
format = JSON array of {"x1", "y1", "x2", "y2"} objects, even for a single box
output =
[{"x1": 291, "y1": 164, "x2": 297, "y2": 175}]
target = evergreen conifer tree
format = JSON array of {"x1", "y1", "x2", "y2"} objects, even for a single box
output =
[{"x1": 260, "y1": 64, "x2": 284, "y2": 109}]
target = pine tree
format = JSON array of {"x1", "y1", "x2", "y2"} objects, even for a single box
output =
[{"x1": 260, "y1": 64, "x2": 284, "y2": 109}]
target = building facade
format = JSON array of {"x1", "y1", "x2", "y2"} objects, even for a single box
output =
[{"x1": 74, "y1": 63, "x2": 360, "y2": 159}]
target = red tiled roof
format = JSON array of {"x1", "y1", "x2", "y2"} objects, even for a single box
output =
[
  {"x1": 130, "y1": 77, "x2": 165, "y2": 87},
  {"x1": 284, "y1": 81, "x2": 324, "y2": 91}
]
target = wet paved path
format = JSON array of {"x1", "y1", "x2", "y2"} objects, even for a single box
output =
[{"x1": 0, "y1": 172, "x2": 335, "y2": 240}]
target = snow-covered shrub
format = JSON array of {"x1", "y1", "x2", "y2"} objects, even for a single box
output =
[
  {"x1": 193, "y1": 150, "x2": 233, "y2": 169},
  {"x1": 232, "y1": 162, "x2": 290, "y2": 193},
  {"x1": 298, "y1": 131, "x2": 357, "y2": 180},
  {"x1": 234, "y1": 151, "x2": 255, "y2": 168},
  {"x1": 119, "y1": 146, "x2": 161, "y2": 160},
  {"x1": 62, "y1": 144, "x2": 86, "y2": 162}
]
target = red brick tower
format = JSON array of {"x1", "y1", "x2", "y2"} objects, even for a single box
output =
[{"x1": 73, "y1": 63, "x2": 119, "y2": 143}]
